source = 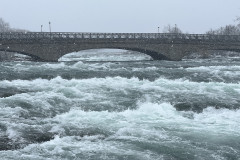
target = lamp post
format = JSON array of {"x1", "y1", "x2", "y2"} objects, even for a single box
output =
[
  {"x1": 49, "y1": 22, "x2": 52, "y2": 39},
  {"x1": 49, "y1": 22, "x2": 51, "y2": 33},
  {"x1": 158, "y1": 27, "x2": 160, "y2": 33},
  {"x1": 41, "y1": 25, "x2": 43, "y2": 32}
]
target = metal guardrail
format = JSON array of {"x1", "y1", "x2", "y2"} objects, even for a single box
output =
[{"x1": 0, "y1": 32, "x2": 240, "y2": 41}]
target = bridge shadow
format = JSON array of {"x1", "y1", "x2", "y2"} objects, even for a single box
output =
[
  {"x1": 122, "y1": 48, "x2": 171, "y2": 61},
  {"x1": 2, "y1": 48, "x2": 239, "y2": 62},
  {"x1": 0, "y1": 49, "x2": 43, "y2": 62},
  {"x1": 183, "y1": 50, "x2": 240, "y2": 59}
]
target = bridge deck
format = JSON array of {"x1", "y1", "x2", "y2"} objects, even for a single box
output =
[{"x1": 1, "y1": 32, "x2": 240, "y2": 42}]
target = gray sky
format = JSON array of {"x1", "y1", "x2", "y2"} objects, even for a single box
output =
[{"x1": 0, "y1": 0, "x2": 240, "y2": 33}]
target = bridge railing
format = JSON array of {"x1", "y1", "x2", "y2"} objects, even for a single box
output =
[{"x1": 1, "y1": 32, "x2": 240, "y2": 41}]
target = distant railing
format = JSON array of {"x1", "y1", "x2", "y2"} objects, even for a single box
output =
[{"x1": 1, "y1": 32, "x2": 240, "y2": 41}]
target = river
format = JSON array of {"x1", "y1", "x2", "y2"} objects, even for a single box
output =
[{"x1": 0, "y1": 49, "x2": 240, "y2": 160}]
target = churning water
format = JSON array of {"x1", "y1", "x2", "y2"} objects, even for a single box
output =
[{"x1": 0, "y1": 49, "x2": 240, "y2": 160}]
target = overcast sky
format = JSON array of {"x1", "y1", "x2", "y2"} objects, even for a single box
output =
[{"x1": 0, "y1": 0, "x2": 240, "y2": 33}]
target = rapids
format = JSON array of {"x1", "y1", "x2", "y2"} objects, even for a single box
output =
[{"x1": 0, "y1": 49, "x2": 240, "y2": 160}]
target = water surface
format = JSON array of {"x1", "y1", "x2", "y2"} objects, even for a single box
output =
[{"x1": 0, "y1": 50, "x2": 240, "y2": 160}]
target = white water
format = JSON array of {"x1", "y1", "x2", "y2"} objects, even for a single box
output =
[
  {"x1": 59, "y1": 49, "x2": 153, "y2": 61},
  {"x1": 0, "y1": 51, "x2": 240, "y2": 159},
  {"x1": 1, "y1": 102, "x2": 240, "y2": 159}
]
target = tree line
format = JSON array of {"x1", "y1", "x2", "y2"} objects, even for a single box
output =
[
  {"x1": 162, "y1": 22, "x2": 240, "y2": 35},
  {"x1": 0, "y1": 18, "x2": 28, "y2": 32},
  {"x1": 205, "y1": 17, "x2": 240, "y2": 35},
  {"x1": 160, "y1": 17, "x2": 240, "y2": 35},
  {"x1": 206, "y1": 24, "x2": 240, "y2": 35}
]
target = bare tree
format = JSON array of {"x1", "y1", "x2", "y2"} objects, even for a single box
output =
[
  {"x1": 163, "y1": 24, "x2": 182, "y2": 34},
  {"x1": 224, "y1": 25, "x2": 240, "y2": 35},
  {"x1": 206, "y1": 28, "x2": 217, "y2": 35},
  {"x1": 206, "y1": 24, "x2": 240, "y2": 35},
  {"x1": 206, "y1": 16, "x2": 240, "y2": 35},
  {"x1": 0, "y1": 18, "x2": 29, "y2": 32},
  {"x1": 235, "y1": 16, "x2": 240, "y2": 28},
  {"x1": 0, "y1": 18, "x2": 11, "y2": 32}
]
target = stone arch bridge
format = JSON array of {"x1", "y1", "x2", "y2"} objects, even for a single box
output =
[{"x1": 0, "y1": 32, "x2": 240, "y2": 61}]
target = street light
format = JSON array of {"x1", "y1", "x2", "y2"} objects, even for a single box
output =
[
  {"x1": 49, "y1": 22, "x2": 51, "y2": 33},
  {"x1": 158, "y1": 27, "x2": 160, "y2": 33},
  {"x1": 41, "y1": 25, "x2": 43, "y2": 32}
]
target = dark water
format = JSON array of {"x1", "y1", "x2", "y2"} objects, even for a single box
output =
[{"x1": 0, "y1": 50, "x2": 240, "y2": 160}]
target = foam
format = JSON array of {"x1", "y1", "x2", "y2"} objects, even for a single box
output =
[
  {"x1": 49, "y1": 102, "x2": 240, "y2": 135},
  {"x1": 186, "y1": 66, "x2": 240, "y2": 72},
  {"x1": 1, "y1": 101, "x2": 239, "y2": 159},
  {"x1": 19, "y1": 103, "x2": 240, "y2": 159},
  {"x1": 59, "y1": 49, "x2": 152, "y2": 62},
  {"x1": 0, "y1": 76, "x2": 239, "y2": 159},
  {"x1": 0, "y1": 76, "x2": 239, "y2": 105}
]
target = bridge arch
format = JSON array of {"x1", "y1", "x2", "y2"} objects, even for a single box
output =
[
  {"x1": 58, "y1": 48, "x2": 170, "y2": 62},
  {"x1": 118, "y1": 47, "x2": 170, "y2": 60},
  {"x1": 0, "y1": 49, "x2": 43, "y2": 61}
]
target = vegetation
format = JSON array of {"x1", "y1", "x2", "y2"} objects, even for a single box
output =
[
  {"x1": 0, "y1": 18, "x2": 10, "y2": 32},
  {"x1": 206, "y1": 17, "x2": 240, "y2": 35},
  {"x1": 162, "y1": 17, "x2": 240, "y2": 35},
  {"x1": 0, "y1": 18, "x2": 28, "y2": 32},
  {"x1": 162, "y1": 22, "x2": 240, "y2": 35},
  {"x1": 162, "y1": 24, "x2": 182, "y2": 34},
  {"x1": 206, "y1": 24, "x2": 240, "y2": 35}
]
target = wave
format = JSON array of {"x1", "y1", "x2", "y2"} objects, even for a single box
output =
[
  {"x1": 0, "y1": 76, "x2": 239, "y2": 113},
  {"x1": 0, "y1": 76, "x2": 239, "y2": 93},
  {"x1": 1, "y1": 60, "x2": 240, "y2": 85},
  {"x1": 1, "y1": 102, "x2": 240, "y2": 159},
  {"x1": 186, "y1": 65, "x2": 240, "y2": 72},
  {"x1": 0, "y1": 76, "x2": 239, "y2": 159},
  {"x1": 49, "y1": 102, "x2": 240, "y2": 137}
]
